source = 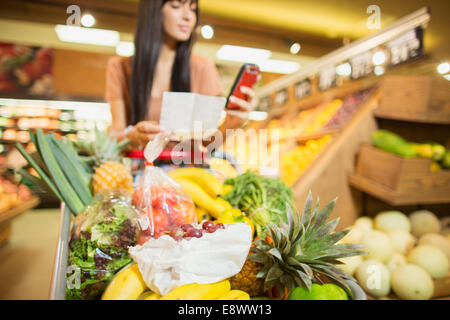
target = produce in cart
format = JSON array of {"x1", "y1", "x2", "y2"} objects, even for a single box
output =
[
  {"x1": 71, "y1": 127, "x2": 132, "y2": 195},
  {"x1": 222, "y1": 170, "x2": 295, "y2": 238},
  {"x1": 66, "y1": 191, "x2": 140, "y2": 300},
  {"x1": 230, "y1": 192, "x2": 366, "y2": 299}
]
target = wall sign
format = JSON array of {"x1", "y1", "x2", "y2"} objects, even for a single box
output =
[
  {"x1": 318, "y1": 66, "x2": 336, "y2": 91},
  {"x1": 258, "y1": 96, "x2": 271, "y2": 112},
  {"x1": 0, "y1": 42, "x2": 54, "y2": 96},
  {"x1": 350, "y1": 51, "x2": 373, "y2": 80},
  {"x1": 274, "y1": 88, "x2": 289, "y2": 107},
  {"x1": 387, "y1": 27, "x2": 424, "y2": 66},
  {"x1": 294, "y1": 78, "x2": 312, "y2": 100}
]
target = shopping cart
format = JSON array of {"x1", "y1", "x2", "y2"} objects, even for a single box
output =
[{"x1": 49, "y1": 150, "x2": 242, "y2": 300}]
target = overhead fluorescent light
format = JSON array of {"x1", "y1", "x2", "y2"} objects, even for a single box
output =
[
  {"x1": 216, "y1": 45, "x2": 272, "y2": 63},
  {"x1": 116, "y1": 41, "x2": 135, "y2": 56},
  {"x1": 248, "y1": 110, "x2": 268, "y2": 121},
  {"x1": 258, "y1": 59, "x2": 300, "y2": 74},
  {"x1": 54, "y1": 24, "x2": 120, "y2": 46}
]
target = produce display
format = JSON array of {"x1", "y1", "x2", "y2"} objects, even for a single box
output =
[
  {"x1": 281, "y1": 135, "x2": 333, "y2": 186},
  {"x1": 371, "y1": 129, "x2": 449, "y2": 169},
  {"x1": 339, "y1": 210, "x2": 450, "y2": 300},
  {"x1": 0, "y1": 174, "x2": 33, "y2": 212}
]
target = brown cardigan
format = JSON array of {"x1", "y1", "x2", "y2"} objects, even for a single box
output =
[{"x1": 104, "y1": 54, "x2": 223, "y2": 125}]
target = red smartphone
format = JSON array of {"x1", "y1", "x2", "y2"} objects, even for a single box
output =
[{"x1": 226, "y1": 63, "x2": 260, "y2": 109}]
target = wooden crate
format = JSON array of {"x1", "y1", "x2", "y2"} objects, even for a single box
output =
[
  {"x1": 374, "y1": 75, "x2": 450, "y2": 124},
  {"x1": 349, "y1": 145, "x2": 450, "y2": 205}
]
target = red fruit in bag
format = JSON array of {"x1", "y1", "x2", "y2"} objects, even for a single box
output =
[
  {"x1": 132, "y1": 186, "x2": 144, "y2": 209},
  {"x1": 168, "y1": 200, "x2": 196, "y2": 226}
]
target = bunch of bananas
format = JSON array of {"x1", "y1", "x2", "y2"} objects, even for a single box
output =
[
  {"x1": 168, "y1": 167, "x2": 232, "y2": 220},
  {"x1": 102, "y1": 264, "x2": 250, "y2": 300}
]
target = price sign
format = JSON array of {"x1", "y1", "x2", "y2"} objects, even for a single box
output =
[
  {"x1": 387, "y1": 27, "x2": 423, "y2": 66},
  {"x1": 319, "y1": 66, "x2": 336, "y2": 91},
  {"x1": 350, "y1": 51, "x2": 373, "y2": 80},
  {"x1": 294, "y1": 78, "x2": 312, "y2": 100},
  {"x1": 274, "y1": 88, "x2": 289, "y2": 107},
  {"x1": 258, "y1": 96, "x2": 271, "y2": 112}
]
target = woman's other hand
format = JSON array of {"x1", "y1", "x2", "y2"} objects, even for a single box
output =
[{"x1": 127, "y1": 120, "x2": 161, "y2": 148}]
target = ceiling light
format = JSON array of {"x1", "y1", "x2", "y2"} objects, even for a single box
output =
[
  {"x1": 372, "y1": 51, "x2": 386, "y2": 65},
  {"x1": 437, "y1": 62, "x2": 450, "y2": 74},
  {"x1": 248, "y1": 111, "x2": 268, "y2": 121},
  {"x1": 81, "y1": 13, "x2": 95, "y2": 27},
  {"x1": 54, "y1": 24, "x2": 119, "y2": 46},
  {"x1": 444, "y1": 74, "x2": 450, "y2": 81},
  {"x1": 258, "y1": 59, "x2": 300, "y2": 74},
  {"x1": 216, "y1": 45, "x2": 272, "y2": 63},
  {"x1": 290, "y1": 42, "x2": 301, "y2": 55},
  {"x1": 201, "y1": 25, "x2": 214, "y2": 39},
  {"x1": 116, "y1": 41, "x2": 135, "y2": 57},
  {"x1": 336, "y1": 62, "x2": 352, "y2": 76},
  {"x1": 374, "y1": 65, "x2": 385, "y2": 76}
]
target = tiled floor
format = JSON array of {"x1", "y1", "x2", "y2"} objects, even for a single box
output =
[{"x1": 0, "y1": 208, "x2": 60, "y2": 300}]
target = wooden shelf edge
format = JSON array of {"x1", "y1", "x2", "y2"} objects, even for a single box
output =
[
  {"x1": 373, "y1": 110, "x2": 450, "y2": 125},
  {"x1": 0, "y1": 196, "x2": 40, "y2": 224},
  {"x1": 349, "y1": 173, "x2": 450, "y2": 206}
]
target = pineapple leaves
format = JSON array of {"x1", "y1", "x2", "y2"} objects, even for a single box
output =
[
  {"x1": 267, "y1": 248, "x2": 283, "y2": 261},
  {"x1": 266, "y1": 264, "x2": 283, "y2": 282},
  {"x1": 300, "y1": 190, "x2": 313, "y2": 226}
]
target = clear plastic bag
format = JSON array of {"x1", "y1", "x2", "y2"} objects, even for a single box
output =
[
  {"x1": 66, "y1": 191, "x2": 140, "y2": 300},
  {"x1": 132, "y1": 134, "x2": 197, "y2": 244}
]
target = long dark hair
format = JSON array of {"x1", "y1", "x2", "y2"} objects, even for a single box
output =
[{"x1": 130, "y1": 0, "x2": 198, "y2": 125}]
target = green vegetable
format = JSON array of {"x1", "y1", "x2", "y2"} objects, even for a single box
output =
[
  {"x1": 66, "y1": 195, "x2": 139, "y2": 300},
  {"x1": 441, "y1": 150, "x2": 450, "y2": 169},
  {"x1": 48, "y1": 134, "x2": 93, "y2": 206},
  {"x1": 371, "y1": 130, "x2": 416, "y2": 158},
  {"x1": 16, "y1": 130, "x2": 93, "y2": 215},
  {"x1": 222, "y1": 170, "x2": 294, "y2": 237},
  {"x1": 36, "y1": 129, "x2": 85, "y2": 215}
]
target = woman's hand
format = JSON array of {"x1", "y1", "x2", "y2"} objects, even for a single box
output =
[
  {"x1": 127, "y1": 120, "x2": 161, "y2": 148},
  {"x1": 226, "y1": 86, "x2": 256, "y2": 119}
]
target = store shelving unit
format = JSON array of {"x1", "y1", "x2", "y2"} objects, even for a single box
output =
[{"x1": 0, "y1": 196, "x2": 40, "y2": 246}]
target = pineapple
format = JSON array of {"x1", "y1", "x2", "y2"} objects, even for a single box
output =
[
  {"x1": 230, "y1": 249, "x2": 265, "y2": 297},
  {"x1": 72, "y1": 127, "x2": 132, "y2": 195},
  {"x1": 231, "y1": 191, "x2": 365, "y2": 299}
]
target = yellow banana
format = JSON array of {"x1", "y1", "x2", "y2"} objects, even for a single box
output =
[
  {"x1": 216, "y1": 290, "x2": 250, "y2": 300},
  {"x1": 195, "y1": 207, "x2": 212, "y2": 221},
  {"x1": 222, "y1": 184, "x2": 233, "y2": 196},
  {"x1": 169, "y1": 167, "x2": 223, "y2": 197},
  {"x1": 174, "y1": 178, "x2": 227, "y2": 218},
  {"x1": 160, "y1": 280, "x2": 231, "y2": 300},
  {"x1": 215, "y1": 197, "x2": 232, "y2": 210},
  {"x1": 102, "y1": 264, "x2": 148, "y2": 300},
  {"x1": 144, "y1": 292, "x2": 161, "y2": 300}
]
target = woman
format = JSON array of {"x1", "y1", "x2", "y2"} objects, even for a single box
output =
[{"x1": 105, "y1": 0, "x2": 257, "y2": 150}]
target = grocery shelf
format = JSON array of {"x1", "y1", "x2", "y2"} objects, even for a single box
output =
[
  {"x1": 0, "y1": 196, "x2": 40, "y2": 246},
  {"x1": 0, "y1": 196, "x2": 40, "y2": 224},
  {"x1": 349, "y1": 172, "x2": 450, "y2": 206},
  {"x1": 349, "y1": 145, "x2": 450, "y2": 206}
]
